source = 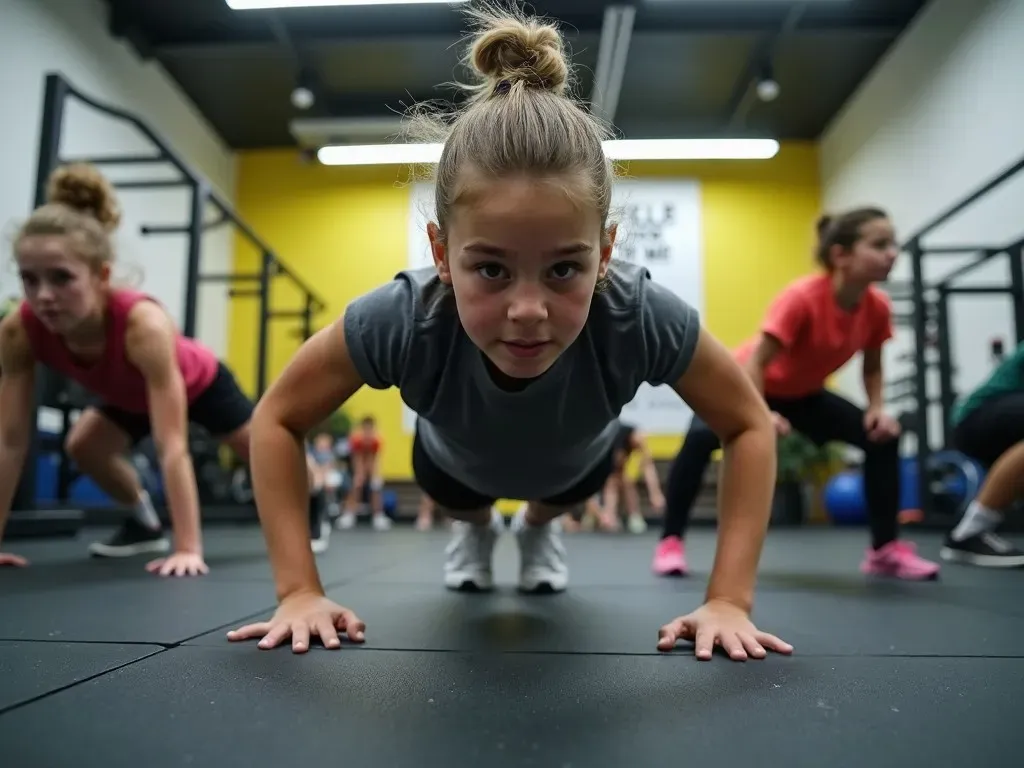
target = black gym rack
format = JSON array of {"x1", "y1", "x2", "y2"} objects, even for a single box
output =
[
  {"x1": 890, "y1": 154, "x2": 1024, "y2": 527},
  {"x1": 8, "y1": 72, "x2": 327, "y2": 532}
]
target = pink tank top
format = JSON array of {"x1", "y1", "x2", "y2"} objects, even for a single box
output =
[{"x1": 20, "y1": 290, "x2": 220, "y2": 414}]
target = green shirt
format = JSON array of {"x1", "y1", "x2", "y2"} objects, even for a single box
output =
[{"x1": 950, "y1": 341, "x2": 1024, "y2": 426}]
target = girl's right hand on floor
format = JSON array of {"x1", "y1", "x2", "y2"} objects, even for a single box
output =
[
  {"x1": 0, "y1": 552, "x2": 28, "y2": 567},
  {"x1": 226, "y1": 592, "x2": 366, "y2": 653}
]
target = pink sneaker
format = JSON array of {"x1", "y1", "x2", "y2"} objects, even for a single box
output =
[
  {"x1": 860, "y1": 540, "x2": 940, "y2": 580},
  {"x1": 652, "y1": 536, "x2": 688, "y2": 576}
]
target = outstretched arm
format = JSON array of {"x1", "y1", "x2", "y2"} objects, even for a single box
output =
[
  {"x1": 124, "y1": 303, "x2": 203, "y2": 566},
  {"x1": 743, "y1": 333, "x2": 783, "y2": 395},
  {"x1": 250, "y1": 315, "x2": 367, "y2": 602},
  {"x1": 674, "y1": 329, "x2": 777, "y2": 614},
  {"x1": 0, "y1": 313, "x2": 37, "y2": 564},
  {"x1": 657, "y1": 327, "x2": 792, "y2": 660},
  {"x1": 633, "y1": 434, "x2": 665, "y2": 510}
]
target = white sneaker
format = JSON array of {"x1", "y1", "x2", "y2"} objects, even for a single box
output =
[
  {"x1": 372, "y1": 513, "x2": 392, "y2": 531},
  {"x1": 310, "y1": 521, "x2": 330, "y2": 554},
  {"x1": 512, "y1": 505, "x2": 569, "y2": 593},
  {"x1": 336, "y1": 511, "x2": 357, "y2": 530},
  {"x1": 443, "y1": 507, "x2": 504, "y2": 591},
  {"x1": 627, "y1": 513, "x2": 647, "y2": 534}
]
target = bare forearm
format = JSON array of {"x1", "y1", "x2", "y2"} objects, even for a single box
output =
[
  {"x1": 744, "y1": 359, "x2": 766, "y2": 396},
  {"x1": 159, "y1": 449, "x2": 203, "y2": 553},
  {"x1": 0, "y1": 445, "x2": 28, "y2": 544},
  {"x1": 643, "y1": 463, "x2": 662, "y2": 500},
  {"x1": 863, "y1": 369, "x2": 884, "y2": 410},
  {"x1": 705, "y1": 423, "x2": 776, "y2": 613},
  {"x1": 253, "y1": 417, "x2": 325, "y2": 602}
]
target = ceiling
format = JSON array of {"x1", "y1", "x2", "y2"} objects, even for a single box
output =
[{"x1": 103, "y1": 0, "x2": 932, "y2": 150}]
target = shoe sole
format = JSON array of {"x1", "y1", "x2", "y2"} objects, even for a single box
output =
[
  {"x1": 89, "y1": 540, "x2": 170, "y2": 558},
  {"x1": 940, "y1": 547, "x2": 1024, "y2": 568},
  {"x1": 518, "y1": 573, "x2": 568, "y2": 593},
  {"x1": 653, "y1": 567, "x2": 688, "y2": 577},
  {"x1": 517, "y1": 582, "x2": 565, "y2": 595},
  {"x1": 444, "y1": 574, "x2": 494, "y2": 592},
  {"x1": 861, "y1": 567, "x2": 940, "y2": 581}
]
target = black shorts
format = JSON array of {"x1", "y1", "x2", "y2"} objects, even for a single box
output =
[
  {"x1": 98, "y1": 362, "x2": 254, "y2": 446},
  {"x1": 412, "y1": 430, "x2": 616, "y2": 512},
  {"x1": 951, "y1": 391, "x2": 1024, "y2": 468}
]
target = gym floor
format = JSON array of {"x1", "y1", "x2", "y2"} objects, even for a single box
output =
[{"x1": 1, "y1": 524, "x2": 1022, "y2": 767}]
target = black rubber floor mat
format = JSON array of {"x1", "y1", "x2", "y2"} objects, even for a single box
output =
[
  {"x1": 0, "y1": 640, "x2": 162, "y2": 712},
  {"x1": 1, "y1": 647, "x2": 1021, "y2": 767}
]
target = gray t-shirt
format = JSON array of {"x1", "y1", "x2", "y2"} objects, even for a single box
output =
[{"x1": 343, "y1": 260, "x2": 700, "y2": 501}]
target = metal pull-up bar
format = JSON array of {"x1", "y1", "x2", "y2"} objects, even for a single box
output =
[{"x1": 896, "y1": 155, "x2": 1024, "y2": 526}]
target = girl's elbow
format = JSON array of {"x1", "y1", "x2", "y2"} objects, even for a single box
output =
[{"x1": 154, "y1": 437, "x2": 190, "y2": 468}]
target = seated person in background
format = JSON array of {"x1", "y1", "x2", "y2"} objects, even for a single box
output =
[
  {"x1": 652, "y1": 208, "x2": 940, "y2": 582},
  {"x1": 414, "y1": 491, "x2": 446, "y2": 531},
  {"x1": 584, "y1": 421, "x2": 665, "y2": 534},
  {"x1": 307, "y1": 431, "x2": 343, "y2": 514},
  {"x1": 942, "y1": 340, "x2": 1024, "y2": 567},
  {"x1": 0, "y1": 164, "x2": 261, "y2": 577},
  {"x1": 337, "y1": 416, "x2": 391, "y2": 531},
  {"x1": 305, "y1": 430, "x2": 343, "y2": 553}
]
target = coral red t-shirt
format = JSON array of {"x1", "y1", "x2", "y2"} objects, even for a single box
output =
[
  {"x1": 348, "y1": 432, "x2": 382, "y2": 455},
  {"x1": 733, "y1": 273, "x2": 894, "y2": 399}
]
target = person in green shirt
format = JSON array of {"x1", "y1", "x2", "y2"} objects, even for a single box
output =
[{"x1": 942, "y1": 341, "x2": 1024, "y2": 567}]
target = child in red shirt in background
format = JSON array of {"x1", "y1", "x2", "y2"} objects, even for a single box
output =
[
  {"x1": 652, "y1": 207, "x2": 941, "y2": 581},
  {"x1": 337, "y1": 416, "x2": 391, "y2": 531}
]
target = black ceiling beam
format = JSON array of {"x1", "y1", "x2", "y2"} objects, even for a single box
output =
[
  {"x1": 106, "y1": 0, "x2": 156, "y2": 61},
  {"x1": 150, "y1": 19, "x2": 905, "y2": 55},
  {"x1": 307, "y1": 89, "x2": 468, "y2": 120},
  {"x1": 723, "y1": 3, "x2": 807, "y2": 131}
]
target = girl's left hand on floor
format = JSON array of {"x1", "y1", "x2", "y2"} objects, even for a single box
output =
[
  {"x1": 657, "y1": 599, "x2": 794, "y2": 661},
  {"x1": 146, "y1": 551, "x2": 209, "y2": 577}
]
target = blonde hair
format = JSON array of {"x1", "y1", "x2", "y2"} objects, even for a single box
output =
[
  {"x1": 16, "y1": 163, "x2": 122, "y2": 272},
  {"x1": 408, "y1": 1, "x2": 616, "y2": 244}
]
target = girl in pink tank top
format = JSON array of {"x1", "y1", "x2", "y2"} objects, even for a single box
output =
[{"x1": 0, "y1": 164, "x2": 261, "y2": 576}]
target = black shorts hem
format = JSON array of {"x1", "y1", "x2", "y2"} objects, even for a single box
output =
[
  {"x1": 411, "y1": 427, "x2": 615, "y2": 512},
  {"x1": 98, "y1": 362, "x2": 254, "y2": 446}
]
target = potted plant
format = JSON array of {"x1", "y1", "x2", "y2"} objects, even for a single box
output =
[
  {"x1": 773, "y1": 432, "x2": 840, "y2": 526},
  {"x1": 317, "y1": 408, "x2": 353, "y2": 438}
]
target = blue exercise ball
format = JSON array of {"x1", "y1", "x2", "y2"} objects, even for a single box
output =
[
  {"x1": 824, "y1": 471, "x2": 868, "y2": 525},
  {"x1": 382, "y1": 489, "x2": 398, "y2": 518}
]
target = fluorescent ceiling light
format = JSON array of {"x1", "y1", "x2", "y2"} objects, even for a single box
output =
[
  {"x1": 606, "y1": 139, "x2": 779, "y2": 161},
  {"x1": 317, "y1": 139, "x2": 780, "y2": 166},
  {"x1": 226, "y1": 0, "x2": 466, "y2": 9}
]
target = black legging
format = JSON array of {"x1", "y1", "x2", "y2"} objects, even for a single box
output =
[{"x1": 661, "y1": 389, "x2": 900, "y2": 550}]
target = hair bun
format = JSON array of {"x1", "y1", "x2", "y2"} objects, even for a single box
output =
[
  {"x1": 815, "y1": 214, "x2": 833, "y2": 238},
  {"x1": 47, "y1": 164, "x2": 121, "y2": 232},
  {"x1": 470, "y1": 12, "x2": 569, "y2": 95}
]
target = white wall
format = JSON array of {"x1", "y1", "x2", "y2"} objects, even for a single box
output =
[
  {"x1": 0, "y1": 0, "x2": 235, "y2": 359},
  {"x1": 820, "y1": 0, "x2": 1024, "y2": 449}
]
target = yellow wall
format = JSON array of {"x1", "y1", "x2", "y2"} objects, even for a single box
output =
[{"x1": 229, "y1": 143, "x2": 821, "y2": 480}]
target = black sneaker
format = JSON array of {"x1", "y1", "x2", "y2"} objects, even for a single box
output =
[
  {"x1": 310, "y1": 491, "x2": 330, "y2": 554},
  {"x1": 89, "y1": 518, "x2": 170, "y2": 558},
  {"x1": 940, "y1": 532, "x2": 1024, "y2": 568}
]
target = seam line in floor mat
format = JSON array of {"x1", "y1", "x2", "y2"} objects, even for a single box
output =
[{"x1": 0, "y1": 645, "x2": 169, "y2": 717}]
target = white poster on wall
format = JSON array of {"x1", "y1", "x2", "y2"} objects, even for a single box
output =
[
  {"x1": 612, "y1": 179, "x2": 704, "y2": 434},
  {"x1": 402, "y1": 178, "x2": 704, "y2": 435}
]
